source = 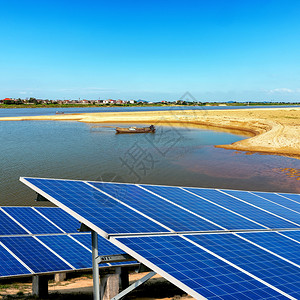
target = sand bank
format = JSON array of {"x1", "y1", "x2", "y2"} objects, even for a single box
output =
[{"x1": 1, "y1": 107, "x2": 300, "y2": 158}]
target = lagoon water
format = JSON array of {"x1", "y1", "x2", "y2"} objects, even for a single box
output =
[
  {"x1": 2, "y1": 104, "x2": 300, "y2": 117},
  {"x1": 0, "y1": 107, "x2": 299, "y2": 206}
]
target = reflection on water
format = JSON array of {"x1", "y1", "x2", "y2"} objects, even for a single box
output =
[
  {"x1": 0, "y1": 120, "x2": 299, "y2": 206},
  {"x1": 274, "y1": 168, "x2": 300, "y2": 180}
]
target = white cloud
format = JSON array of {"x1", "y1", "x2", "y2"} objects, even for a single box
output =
[{"x1": 269, "y1": 88, "x2": 294, "y2": 93}]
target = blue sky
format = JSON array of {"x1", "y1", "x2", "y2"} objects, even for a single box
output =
[{"x1": 1, "y1": 0, "x2": 300, "y2": 101}]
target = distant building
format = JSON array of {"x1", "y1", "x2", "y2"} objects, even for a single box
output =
[{"x1": 137, "y1": 99, "x2": 148, "y2": 104}]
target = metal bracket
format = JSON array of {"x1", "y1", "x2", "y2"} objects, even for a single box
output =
[
  {"x1": 111, "y1": 271, "x2": 156, "y2": 300},
  {"x1": 80, "y1": 223, "x2": 92, "y2": 232},
  {"x1": 35, "y1": 193, "x2": 49, "y2": 202},
  {"x1": 97, "y1": 253, "x2": 135, "y2": 264}
]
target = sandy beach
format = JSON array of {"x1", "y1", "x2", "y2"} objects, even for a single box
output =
[{"x1": 1, "y1": 107, "x2": 299, "y2": 158}]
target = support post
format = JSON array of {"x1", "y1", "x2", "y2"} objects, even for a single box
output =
[
  {"x1": 92, "y1": 230, "x2": 100, "y2": 300},
  {"x1": 54, "y1": 272, "x2": 66, "y2": 282},
  {"x1": 32, "y1": 275, "x2": 48, "y2": 298},
  {"x1": 111, "y1": 271, "x2": 156, "y2": 300},
  {"x1": 119, "y1": 267, "x2": 129, "y2": 291}
]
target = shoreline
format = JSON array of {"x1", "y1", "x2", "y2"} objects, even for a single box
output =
[{"x1": 1, "y1": 107, "x2": 299, "y2": 158}]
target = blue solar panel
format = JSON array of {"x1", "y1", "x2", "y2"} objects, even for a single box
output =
[
  {"x1": 237, "y1": 231, "x2": 300, "y2": 265},
  {"x1": 71, "y1": 233, "x2": 126, "y2": 256},
  {"x1": 0, "y1": 243, "x2": 30, "y2": 277},
  {"x1": 115, "y1": 235, "x2": 285, "y2": 299},
  {"x1": 278, "y1": 193, "x2": 300, "y2": 204},
  {"x1": 24, "y1": 178, "x2": 168, "y2": 234},
  {"x1": 252, "y1": 192, "x2": 300, "y2": 212},
  {"x1": 142, "y1": 185, "x2": 264, "y2": 230},
  {"x1": 2, "y1": 207, "x2": 63, "y2": 234},
  {"x1": 19, "y1": 177, "x2": 300, "y2": 298},
  {"x1": 38, "y1": 235, "x2": 93, "y2": 269},
  {"x1": 279, "y1": 231, "x2": 300, "y2": 243},
  {"x1": 0, "y1": 210, "x2": 28, "y2": 235},
  {"x1": 185, "y1": 188, "x2": 297, "y2": 229},
  {"x1": 35, "y1": 207, "x2": 80, "y2": 233},
  {"x1": 89, "y1": 182, "x2": 221, "y2": 232},
  {"x1": 222, "y1": 190, "x2": 300, "y2": 225},
  {"x1": 188, "y1": 233, "x2": 300, "y2": 298},
  {"x1": 0, "y1": 236, "x2": 72, "y2": 274}
]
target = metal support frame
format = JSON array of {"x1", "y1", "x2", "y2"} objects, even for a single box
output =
[
  {"x1": 91, "y1": 229, "x2": 154, "y2": 300},
  {"x1": 97, "y1": 253, "x2": 135, "y2": 264},
  {"x1": 111, "y1": 271, "x2": 156, "y2": 300},
  {"x1": 92, "y1": 230, "x2": 100, "y2": 300}
]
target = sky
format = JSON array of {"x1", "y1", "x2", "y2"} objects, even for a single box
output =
[{"x1": 1, "y1": 0, "x2": 300, "y2": 102}]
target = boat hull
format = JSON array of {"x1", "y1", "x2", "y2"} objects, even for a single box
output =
[{"x1": 116, "y1": 127, "x2": 155, "y2": 134}]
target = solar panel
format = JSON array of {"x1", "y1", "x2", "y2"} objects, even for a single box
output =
[
  {"x1": 185, "y1": 188, "x2": 298, "y2": 229},
  {"x1": 71, "y1": 233, "x2": 126, "y2": 256},
  {"x1": 279, "y1": 230, "x2": 300, "y2": 243},
  {"x1": 187, "y1": 233, "x2": 300, "y2": 298},
  {"x1": 141, "y1": 184, "x2": 265, "y2": 230},
  {"x1": 0, "y1": 206, "x2": 139, "y2": 278},
  {"x1": 278, "y1": 192, "x2": 300, "y2": 204},
  {"x1": 237, "y1": 231, "x2": 300, "y2": 265},
  {"x1": 0, "y1": 209, "x2": 28, "y2": 235},
  {"x1": 20, "y1": 177, "x2": 300, "y2": 299},
  {"x1": 222, "y1": 190, "x2": 300, "y2": 225},
  {"x1": 35, "y1": 207, "x2": 81, "y2": 233},
  {"x1": 253, "y1": 191, "x2": 300, "y2": 212},
  {"x1": 22, "y1": 178, "x2": 169, "y2": 235},
  {"x1": 2, "y1": 207, "x2": 64, "y2": 234},
  {"x1": 37, "y1": 235, "x2": 93, "y2": 269},
  {"x1": 113, "y1": 235, "x2": 288, "y2": 299},
  {"x1": 0, "y1": 236, "x2": 72, "y2": 274},
  {"x1": 0, "y1": 242, "x2": 30, "y2": 277},
  {"x1": 89, "y1": 182, "x2": 221, "y2": 232}
]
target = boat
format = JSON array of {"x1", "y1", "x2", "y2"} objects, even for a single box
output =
[
  {"x1": 55, "y1": 111, "x2": 64, "y2": 114},
  {"x1": 116, "y1": 125, "x2": 155, "y2": 134}
]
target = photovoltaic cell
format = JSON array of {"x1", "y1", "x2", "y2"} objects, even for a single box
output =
[
  {"x1": 279, "y1": 231, "x2": 300, "y2": 243},
  {"x1": 185, "y1": 188, "x2": 297, "y2": 229},
  {"x1": 115, "y1": 235, "x2": 285, "y2": 299},
  {"x1": 89, "y1": 182, "x2": 221, "y2": 232},
  {"x1": 38, "y1": 235, "x2": 93, "y2": 269},
  {"x1": 0, "y1": 210, "x2": 27, "y2": 235},
  {"x1": 188, "y1": 233, "x2": 300, "y2": 298},
  {"x1": 0, "y1": 236, "x2": 72, "y2": 273},
  {"x1": 24, "y1": 178, "x2": 168, "y2": 234},
  {"x1": 35, "y1": 207, "x2": 80, "y2": 233},
  {"x1": 71, "y1": 233, "x2": 125, "y2": 256},
  {"x1": 222, "y1": 190, "x2": 300, "y2": 225},
  {"x1": 142, "y1": 185, "x2": 264, "y2": 230},
  {"x1": 237, "y1": 231, "x2": 300, "y2": 265},
  {"x1": 2, "y1": 207, "x2": 63, "y2": 234},
  {"x1": 0, "y1": 244, "x2": 30, "y2": 277},
  {"x1": 252, "y1": 192, "x2": 300, "y2": 213},
  {"x1": 278, "y1": 193, "x2": 300, "y2": 204},
  {"x1": 19, "y1": 177, "x2": 300, "y2": 298}
]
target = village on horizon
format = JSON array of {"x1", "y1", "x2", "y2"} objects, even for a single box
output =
[{"x1": 1, "y1": 97, "x2": 299, "y2": 107}]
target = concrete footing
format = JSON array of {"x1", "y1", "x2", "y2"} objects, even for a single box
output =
[
  {"x1": 100, "y1": 267, "x2": 129, "y2": 300},
  {"x1": 54, "y1": 272, "x2": 67, "y2": 282},
  {"x1": 32, "y1": 268, "x2": 129, "y2": 299},
  {"x1": 32, "y1": 275, "x2": 48, "y2": 298}
]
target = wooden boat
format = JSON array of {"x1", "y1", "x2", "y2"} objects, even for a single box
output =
[{"x1": 116, "y1": 125, "x2": 155, "y2": 134}]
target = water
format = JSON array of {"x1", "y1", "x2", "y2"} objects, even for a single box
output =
[
  {"x1": 1, "y1": 105, "x2": 299, "y2": 117},
  {"x1": 0, "y1": 118, "x2": 299, "y2": 206}
]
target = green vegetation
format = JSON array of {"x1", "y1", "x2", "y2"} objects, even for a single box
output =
[{"x1": 0, "y1": 98, "x2": 299, "y2": 109}]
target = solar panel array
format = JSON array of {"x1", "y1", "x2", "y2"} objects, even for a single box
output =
[
  {"x1": 21, "y1": 177, "x2": 300, "y2": 299},
  {"x1": 0, "y1": 206, "x2": 137, "y2": 278}
]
